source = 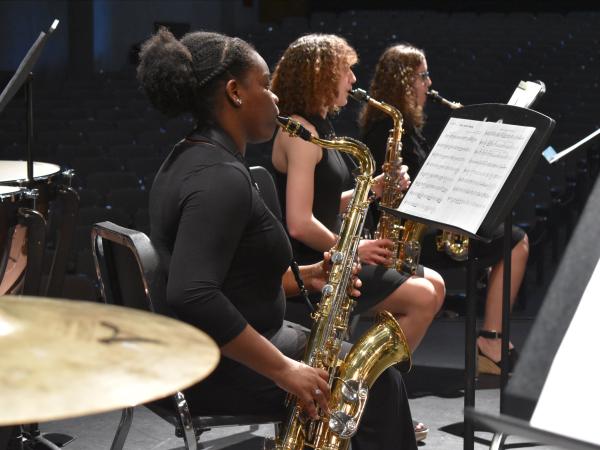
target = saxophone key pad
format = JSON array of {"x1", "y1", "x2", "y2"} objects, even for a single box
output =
[
  {"x1": 321, "y1": 284, "x2": 334, "y2": 296},
  {"x1": 331, "y1": 251, "x2": 344, "y2": 264}
]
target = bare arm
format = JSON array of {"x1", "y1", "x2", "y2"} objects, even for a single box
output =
[
  {"x1": 273, "y1": 115, "x2": 337, "y2": 253},
  {"x1": 221, "y1": 325, "x2": 330, "y2": 418}
]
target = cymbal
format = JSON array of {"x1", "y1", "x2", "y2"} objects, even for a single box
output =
[{"x1": 0, "y1": 295, "x2": 220, "y2": 426}]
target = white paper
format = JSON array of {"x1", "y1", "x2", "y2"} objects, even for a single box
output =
[
  {"x1": 399, "y1": 118, "x2": 535, "y2": 234},
  {"x1": 507, "y1": 80, "x2": 544, "y2": 108},
  {"x1": 530, "y1": 256, "x2": 600, "y2": 446}
]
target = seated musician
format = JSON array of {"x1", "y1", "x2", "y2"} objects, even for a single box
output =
[
  {"x1": 360, "y1": 43, "x2": 529, "y2": 375},
  {"x1": 270, "y1": 34, "x2": 445, "y2": 354},
  {"x1": 137, "y1": 28, "x2": 418, "y2": 450}
]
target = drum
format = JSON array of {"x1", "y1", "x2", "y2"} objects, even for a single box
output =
[
  {"x1": 0, "y1": 160, "x2": 68, "y2": 218},
  {"x1": 0, "y1": 185, "x2": 27, "y2": 295}
]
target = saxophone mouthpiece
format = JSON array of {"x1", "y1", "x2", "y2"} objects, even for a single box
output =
[
  {"x1": 276, "y1": 115, "x2": 313, "y2": 142},
  {"x1": 349, "y1": 88, "x2": 370, "y2": 103},
  {"x1": 427, "y1": 90, "x2": 463, "y2": 109}
]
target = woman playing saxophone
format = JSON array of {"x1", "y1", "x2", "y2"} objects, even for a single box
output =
[
  {"x1": 360, "y1": 43, "x2": 529, "y2": 376},
  {"x1": 271, "y1": 33, "x2": 443, "y2": 445}
]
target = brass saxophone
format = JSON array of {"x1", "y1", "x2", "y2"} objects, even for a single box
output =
[
  {"x1": 427, "y1": 89, "x2": 469, "y2": 261},
  {"x1": 350, "y1": 88, "x2": 426, "y2": 274},
  {"x1": 275, "y1": 116, "x2": 411, "y2": 450}
]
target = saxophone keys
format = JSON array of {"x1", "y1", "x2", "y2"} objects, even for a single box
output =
[
  {"x1": 322, "y1": 284, "x2": 334, "y2": 296},
  {"x1": 331, "y1": 251, "x2": 344, "y2": 264}
]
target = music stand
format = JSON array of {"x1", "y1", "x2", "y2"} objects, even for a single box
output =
[
  {"x1": 466, "y1": 175, "x2": 600, "y2": 450},
  {"x1": 383, "y1": 103, "x2": 554, "y2": 450},
  {"x1": 0, "y1": 19, "x2": 59, "y2": 182}
]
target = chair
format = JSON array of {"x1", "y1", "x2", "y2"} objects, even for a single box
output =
[{"x1": 91, "y1": 221, "x2": 280, "y2": 450}]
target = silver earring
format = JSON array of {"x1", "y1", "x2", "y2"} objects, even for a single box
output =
[{"x1": 235, "y1": 98, "x2": 243, "y2": 105}]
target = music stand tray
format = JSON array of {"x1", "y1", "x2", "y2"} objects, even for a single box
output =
[{"x1": 466, "y1": 408, "x2": 600, "y2": 450}]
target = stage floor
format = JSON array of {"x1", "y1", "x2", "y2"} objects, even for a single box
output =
[{"x1": 37, "y1": 317, "x2": 564, "y2": 450}]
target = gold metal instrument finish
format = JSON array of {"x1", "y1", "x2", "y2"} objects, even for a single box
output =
[
  {"x1": 274, "y1": 116, "x2": 411, "y2": 450},
  {"x1": 427, "y1": 89, "x2": 471, "y2": 261},
  {"x1": 0, "y1": 295, "x2": 219, "y2": 425},
  {"x1": 350, "y1": 88, "x2": 426, "y2": 274}
]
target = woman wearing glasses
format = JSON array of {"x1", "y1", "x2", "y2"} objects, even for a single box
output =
[{"x1": 360, "y1": 43, "x2": 529, "y2": 375}]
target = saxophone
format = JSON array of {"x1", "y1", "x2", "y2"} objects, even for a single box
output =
[
  {"x1": 274, "y1": 116, "x2": 411, "y2": 450},
  {"x1": 427, "y1": 89, "x2": 469, "y2": 261},
  {"x1": 350, "y1": 88, "x2": 426, "y2": 274}
]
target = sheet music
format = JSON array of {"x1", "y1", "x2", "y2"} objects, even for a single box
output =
[
  {"x1": 530, "y1": 256, "x2": 600, "y2": 446},
  {"x1": 399, "y1": 118, "x2": 535, "y2": 234},
  {"x1": 507, "y1": 80, "x2": 544, "y2": 108}
]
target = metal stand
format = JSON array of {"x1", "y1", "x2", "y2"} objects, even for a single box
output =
[
  {"x1": 43, "y1": 185, "x2": 79, "y2": 297},
  {"x1": 463, "y1": 253, "x2": 479, "y2": 450},
  {"x1": 464, "y1": 214, "x2": 514, "y2": 450}
]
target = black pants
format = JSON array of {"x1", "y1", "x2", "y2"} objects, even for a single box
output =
[{"x1": 185, "y1": 321, "x2": 417, "y2": 450}]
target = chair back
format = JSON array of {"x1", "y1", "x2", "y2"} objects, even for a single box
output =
[
  {"x1": 250, "y1": 166, "x2": 282, "y2": 221},
  {"x1": 91, "y1": 221, "x2": 171, "y2": 317}
]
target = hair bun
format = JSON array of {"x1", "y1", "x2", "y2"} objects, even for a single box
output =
[{"x1": 137, "y1": 28, "x2": 197, "y2": 117}]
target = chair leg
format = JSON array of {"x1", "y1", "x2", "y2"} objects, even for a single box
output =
[
  {"x1": 489, "y1": 432, "x2": 507, "y2": 450},
  {"x1": 173, "y1": 392, "x2": 198, "y2": 450},
  {"x1": 110, "y1": 408, "x2": 133, "y2": 450}
]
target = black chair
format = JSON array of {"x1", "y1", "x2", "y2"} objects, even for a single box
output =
[{"x1": 91, "y1": 221, "x2": 280, "y2": 450}]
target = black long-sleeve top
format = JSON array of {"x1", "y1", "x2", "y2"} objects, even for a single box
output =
[{"x1": 149, "y1": 127, "x2": 292, "y2": 346}]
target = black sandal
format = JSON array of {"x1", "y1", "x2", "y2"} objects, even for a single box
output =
[{"x1": 477, "y1": 329, "x2": 519, "y2": 375}]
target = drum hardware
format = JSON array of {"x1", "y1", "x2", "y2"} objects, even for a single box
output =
[
  {"x1": 0, "y1": 188, "x2": 42, "y2": 297},
  {"x1": 0, "y1": 295, "x2": 219, "y2": 450},
  {"x1": 0, "y1": 161, "x2": 79, "y2": 297}
]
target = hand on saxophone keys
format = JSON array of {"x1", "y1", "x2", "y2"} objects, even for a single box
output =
[
  {"x1": 306, "y1": 251, "x2": 363, "y2": 298},
  {"x1": 372, "y1": 164, "x2": 411, "y2": 198},
  {"x1": 273, "y1": 358, "x2": 331, "y2": 419},
  {"x1": 358, "y1": 238, "x2": 395, "y2": 266}
]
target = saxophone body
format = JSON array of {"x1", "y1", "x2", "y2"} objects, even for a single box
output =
[
  {"x1": 351, "y1": 88, "x2": 426, "y2": 274},
  {"x1": 427, "y1": 89, "x2": 470, "y2": 261},
  {"x1": 275, "y1": 116, "x2": 411, "y2": 450}
]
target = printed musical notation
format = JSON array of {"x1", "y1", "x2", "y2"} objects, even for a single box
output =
[{"x1": 399, "y1": 117, "x2": 535, "y2": 234}]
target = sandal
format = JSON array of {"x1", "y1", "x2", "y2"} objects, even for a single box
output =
[
  {"x1": 477, "y1": 329, "x2": 519, "y2": 375},
  {"x1": 413, "y1": 419, "x2": 429, "y2": 442}
]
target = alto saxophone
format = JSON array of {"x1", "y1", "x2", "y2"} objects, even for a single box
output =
[
  {"x1": 350, "y1": 88, "x2": 426, "y2": 274},
  {"x1": 274, "y1": 116, "x2": 411, "y2": 450},
  {"x1": 427, "y1": 89, "x2": 469, "y2": 261}
]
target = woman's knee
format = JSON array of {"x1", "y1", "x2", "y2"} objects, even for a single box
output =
[
  {"x1": 514, "y1": 234, "x2": 529, "y2": 262},
  {"x1": 424, "y1": 268, "x2": 446, "y2": 312},
  {"x1": 397, "y1": 277, "x2": 440, "y2": 319}
]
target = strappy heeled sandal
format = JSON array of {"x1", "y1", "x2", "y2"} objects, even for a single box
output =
[
  {"x1": 477, "y1": 329, "x2": 519, "y2": 376},
  {"x1": 413, "y1": 419, "x2": 429, "y2": 442}
]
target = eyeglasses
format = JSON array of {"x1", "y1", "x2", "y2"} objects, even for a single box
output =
[{"x1": 418, "y1": 70, "x2": 430, "y2": 81}]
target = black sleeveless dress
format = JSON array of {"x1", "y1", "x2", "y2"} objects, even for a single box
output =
[{"x1": 275, "y1": 115, "x2": 411, "y2": 314}]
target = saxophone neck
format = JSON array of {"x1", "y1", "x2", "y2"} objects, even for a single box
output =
[
  {"x1": 277, "y1": 115, "x2": 374, "y2": 178},
  {"x1": 350, "y1": 88, "x2": 403, "y2": 144}
]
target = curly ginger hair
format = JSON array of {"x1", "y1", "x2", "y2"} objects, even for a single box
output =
[{"x1": 272, "y1": 34, "x2": 358, "y2": 117}]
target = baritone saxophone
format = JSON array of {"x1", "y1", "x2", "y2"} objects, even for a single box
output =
[
  {"x1": 350, "y1": 88, "x2": 426, "y2": 274},
  {"x1": 273, "y1": 115, "x2": 411, "y2": 450}
]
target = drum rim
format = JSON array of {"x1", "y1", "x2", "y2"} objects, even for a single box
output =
[
  {"x1": 0, "y1": 185, "x2": 25, "y2": 200},
  {"x1": 0, "y1": 160, "x2": 62, "y2": 184}
]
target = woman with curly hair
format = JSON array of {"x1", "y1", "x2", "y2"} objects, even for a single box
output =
[
  {"x1": 360, "y1": 43, "x2": 529, "y2": 375},
  {"x1": 271, "y1": 34, "x2": 445, "y2": 353},
  {"x1": 138, "y1": 28, "x2": 417, "y2": 450}
]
